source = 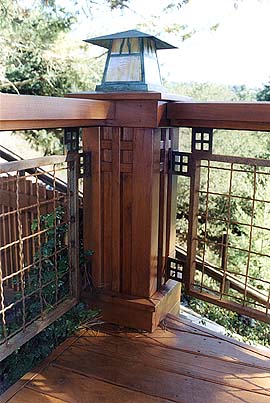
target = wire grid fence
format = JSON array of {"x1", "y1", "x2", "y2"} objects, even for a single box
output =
[
  {"x1": 0, "y1": 155, "x2": 79, "y2": 356},
  {"x1": 188, "y1": 153, "x2": 270, "y2": 321}
]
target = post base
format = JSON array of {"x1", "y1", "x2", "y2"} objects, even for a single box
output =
[{"x1": 83, "y1": 280, "x2": 181, "y2": 332}]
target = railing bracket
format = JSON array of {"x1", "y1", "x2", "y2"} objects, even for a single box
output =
[
  {"x1": 167, "y1": 257, "x2": 185, "y2": 283},
  {"x1": 169, "y1": 151, "x2": 191, "y2": 176},
  {"x1": 79, "y1": 152, "x2": 91, "y2": 178},
  {"x1": 64, "y1": 127, "x2": 81, "y2": 152}
]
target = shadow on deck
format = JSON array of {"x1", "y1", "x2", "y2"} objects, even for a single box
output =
[{"x1": 2, "y1": 314, "x2": 270, "y2": 403}]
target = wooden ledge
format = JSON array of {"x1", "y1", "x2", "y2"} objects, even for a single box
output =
[
  {"x1": 0, "y1": 94, "x2": 115, "y2": 131},
  {"x1": 83, "y1": 280, "x2": 181, "y2": 332},
  {"x1": 66, "y1": 91, "x2": 190, "y2": 102}
]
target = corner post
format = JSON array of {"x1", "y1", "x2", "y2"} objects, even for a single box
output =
[{"x1": 69, "y1": 92, "x2": 181, "y2": 331}]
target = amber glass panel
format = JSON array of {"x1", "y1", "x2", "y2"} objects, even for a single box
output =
[
  {"x1": 143, "y1": 39, "x2": 156, "y2": 57},
  {"x1": 111, "y1": 38, "x2": 141, "y2": 54},
  {"x1": 105, "y1": 55, "x2": 141, "y2": 82}
]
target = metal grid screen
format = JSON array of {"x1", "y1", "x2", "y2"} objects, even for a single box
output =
[
  {"x1": 0, "y1": 155, "x2": 79, "y2": 360},
  {"x1": 188, "y1": 153, "x2": 270, "y2": 322}
]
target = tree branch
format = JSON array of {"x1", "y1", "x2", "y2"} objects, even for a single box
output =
[{"x1": 0, "y1": 77, "x2": 44, "y2": 91}]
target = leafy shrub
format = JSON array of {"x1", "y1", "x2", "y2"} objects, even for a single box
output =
[
  {"x1": 0, "y1": 303, "x2": 97, "y2": 394},
  {"x1": 188, "y1": 297, "x2": 270, "y2": 347}
]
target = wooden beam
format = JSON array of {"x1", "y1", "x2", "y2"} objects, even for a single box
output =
[
  {"x1": 0, "y1": 298, "x2": 77, "y2": 362},
  {"x1": 167, "y1": 102, "x2": 270, "y2": 131},
  {"x1": 0, "y1": 155, "x2": 66, "y2": 173},
  {"x1": 0, "y1": 94, "x2": 115, "y2": 131}
]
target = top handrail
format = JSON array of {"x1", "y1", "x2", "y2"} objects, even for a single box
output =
[
  {"x1": 167, "y1": 101, "x2": 270, "y2": 131},
  {"x1": 2, "y1": 93, "x2": 270, "y2": 132},
  {"x1": 0, "y1": 93, "x2": 115, "y2": 131}
]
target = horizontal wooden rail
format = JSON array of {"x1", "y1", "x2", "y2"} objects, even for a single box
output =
[
  {"x1": 0, "y1": 155, "x2": 66, "y2": 173},
  {"x1": 3, "y1": 95, "x2": 270, "y2": 132},
  {"x1": 175, "y1": 246, "x2": 268, "y2": 307},
  {"x1": 0, "y1": 94, "x2": 115, "y2": 130},
  {"x1": 167, "y1": 102, "x2": 270, "y2": 131}
]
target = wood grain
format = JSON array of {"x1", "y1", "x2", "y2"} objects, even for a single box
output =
[
  {"x1": 8, "y1": 388, "x2": 65, "y2": 403},
  {"x1": 131, "y1": 129, "x2": 157, "y2": 297},
  {"x1": 0, "y1": 156, "x2": 66, "y2": 174},
  {"x1": 111, "y1": 128, "x2": 121, "y2": 292},
  {"x1": 67, "y1": 91, "x2": 188, "y2": 101},
  {"x1": 0, "y1": 94, "x2": 114, "y2": 131},
  {"x1": 72, "y1": 330, "x2": 270, "y2": 395},
  {"x1": 167, "y1": 102, "x2": 270, "y2": 131},
  {"x1": 5, "y1": 315, "x2": 270, "y2": 403},
  {"x1": 0, "y1": 298, "x2": 77, "y2": 362},
  {"x1": 54, "y1": 344, "x2": 270, "y2": 403},
  {"x1": 82, "y1": 127, "x2": 102, "y2": 288},
  {"x1": 24, "y1": 365, "x2": 170, "y2": 403}
]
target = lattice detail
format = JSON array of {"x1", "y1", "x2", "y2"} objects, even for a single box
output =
[
  {"x1": 167, "y1": 257, "x2": 184, "y2": 283},
  {"x1": 0, "y1": 155, "x2": 79, "y2": 361},
  {"x1": 79, "y1": 152, "x2": 91, "y2": 178},
  {"x1": 64, "y1": 128, "x2": 81, "y2": 152},
  {"x1": 186, "y1": 153, "x2": 270, "y2": 323},
  {"x1": 192, "y1": 128, "x2": 213, "y2": 153},
  {"x1": 170, "y1": 151, "x2": 191, "y2": 176}
]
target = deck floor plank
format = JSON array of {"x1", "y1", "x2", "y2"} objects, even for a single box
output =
[
  {"x1": 6, "y1": 388, "x2": 67, "y2": 403},
  {"x1": 2, "y1": 314, "x2": 270, "y2": 403},
  {"x1": 52, "y1": 344, "x2": 270, "y2": 403},
  {"x1": 72, "y1": 330, "x2": 270, "y2": 395},
  {"x1": 24, "y1": 366, "x2": 169, "y2": 403}
]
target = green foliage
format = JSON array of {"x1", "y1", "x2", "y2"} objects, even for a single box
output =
[
  {"x1": 175, "y1": 84, "x2": 270, "y2": 333},
  {"x1": 177, "y1": 127, "x2": 270, "y2": 298},
  {"x1": 0, "y1": 303, "x2": 97, "y2": 394},
  {"x1": 0, "y1": 207, "x2": 69, "y2": 342},
  {"x1": 165, "y1": 81, "x2": 256, "y2": 102},
  {"x1": 0, "y1": 206, "x2": 96, "y2": 393},
  {"x1": 0, "y1": 1, "x2": 75, "y2": 95},
  {"x1": 0, "y1": 0, "x2": 104, "y2": 154},
  {"x1": 257, "y1": 82, "x2": 270, "y2": 101},
  {"x1": 188, "y1": 298, "x2": 270, "y2": 347}
]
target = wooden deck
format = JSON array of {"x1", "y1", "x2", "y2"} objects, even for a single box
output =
[{"x1": 2, "y1": 314, "x2": 270, "y2": 403}]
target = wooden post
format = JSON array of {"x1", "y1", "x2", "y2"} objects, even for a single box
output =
[{"x1": 68, "y1": 92, "x2": 181, "y2": 332}]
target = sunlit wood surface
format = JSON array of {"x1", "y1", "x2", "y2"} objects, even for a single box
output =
[{"x1": 3, "y1": 314, "x2": 270, "y2": 403}]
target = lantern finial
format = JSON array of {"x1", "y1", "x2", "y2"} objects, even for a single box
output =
[{"x1": 84, "y1": 29, "x2": 177, "y2": 92}]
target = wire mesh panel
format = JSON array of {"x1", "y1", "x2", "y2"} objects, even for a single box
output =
[
  {"x1": 187, "y1": 153, "x2": 270, "y2": 322},
  {"x1": 0, "y1": 155, "x2": 79, "y2": 361}
]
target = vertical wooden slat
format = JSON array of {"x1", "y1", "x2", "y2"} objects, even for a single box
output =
[
  {"x1": 131, "y1": 128, "x2": 160, "y2": 298},
  {"x1": 68, "y1": 153, "x2": 80, "y2": 300},
  {"x1": 24, "y1": 179, "x2": 31, "y2": 268},
  {"x1": 9, "y1": 179, "x2": 17, "y2": 286},
  {"x1": 102, "y1": 171, "x2": 112, "y2": 289},
  {"x1": 166, "y1": 128, "x2": 179, "y2": 260},
  {"x1": 120, "y1": 128, "x2": 134, "y2": 295},
  {"x1": 111, "y1": 127, "x2": 121, "y2": 292},
  {"x1": 121, "y1": 172, "x2": 133, "y2": 294},
  {"x1": 186, "y1": 156, "x2": 201, "y2": 291},
  {"x1": 82, "y1": 127, "x2": 102, "y2": 288},
  {"x1": 30, "y1": 179, "x2": 36, "y2": 264},
  {"x1": 150, "y1": 129, "x2": 161, "y2": 297},
  {"x1": 157, "y1": 128, "x2": 172, "y2": 289}
]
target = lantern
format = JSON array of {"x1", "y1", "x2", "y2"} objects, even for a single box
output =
[{"x1": 84, "y1": 29, "x2": 176, "y2": 92}]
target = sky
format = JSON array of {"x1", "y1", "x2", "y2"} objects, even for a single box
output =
[
  {"x1": 25, "y1": 0, "x2": 270, "y2": 87},
  {"x1": 72, "y1": 0, "x2": 270, "y2": 88}
]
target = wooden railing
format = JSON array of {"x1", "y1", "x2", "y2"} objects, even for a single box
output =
[
  {"x1": 166, "y1": 101, "x2": 270, "y2": 323},
  {"x1": 2, "y1": 92, "x2": 270, "y2": 356},
  {"x1": 0, "y1": 154, "x2": 80, "y2": 361},
  {"x1": 167, "y1": 101, "x2": 270, "y2": 131},
  {"x1": 0, "y1": 93, "x2": 114, "y2": 130}
]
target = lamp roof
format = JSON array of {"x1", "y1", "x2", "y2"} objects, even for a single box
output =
[{"x1": 84, "y1": 29, "x2": 177, "y2": 50}]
